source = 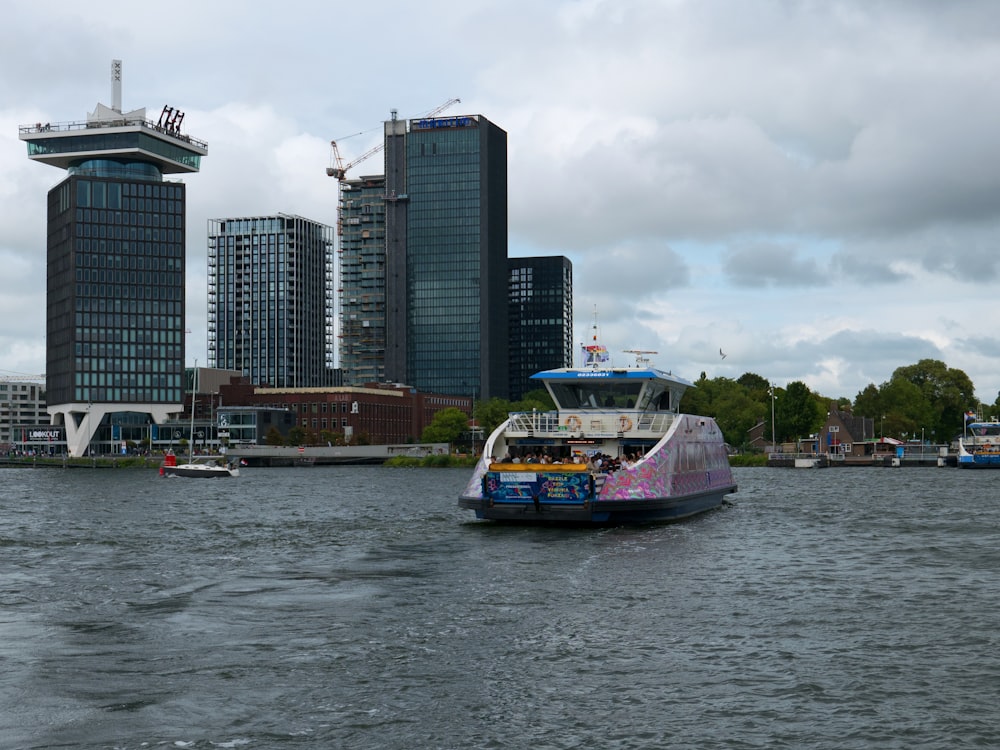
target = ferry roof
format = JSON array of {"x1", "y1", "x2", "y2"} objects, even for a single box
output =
[{"x1": 530, "y1": 367, "x2": 695, "y2": 388}]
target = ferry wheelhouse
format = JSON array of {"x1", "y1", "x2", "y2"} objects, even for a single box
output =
[{"x1": 458, "y1": 351, "x2": 737, "y2": 524}]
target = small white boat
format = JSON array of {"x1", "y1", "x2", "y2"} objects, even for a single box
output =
[
  {"x1": 161, "y1": 451, "x2": 240, "y2": 478},
  {"x1": 159, "y1": 361, "x2": 239, "y2": 478}
]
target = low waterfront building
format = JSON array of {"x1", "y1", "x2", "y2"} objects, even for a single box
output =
[
  {"x1": 217, "y1": 379, "x2": 471, "y2": 446},
  {"x1": 823, "y1": 404, "x2": 875, "y2": 459},
  {"x1": 1, "y1": 378, "x2": 53, "y2": 453}
]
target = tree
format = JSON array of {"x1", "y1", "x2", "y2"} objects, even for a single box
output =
[
  {"x1": 286, "y1": 426, "x2": 305, "y2": 445},
  {"x1": 891, "y1": 359, "x2": 974, "y2": 441},
  {"x1": 475, "y1": 398, "x2": 515, "y2": 437},
  {"x1": 680, "y1": 374, "x2": 772, "y2": 448},
  {"x1": 736, "y1": 372, "x2": 770, "y2": 395},
  {"x1": 879, "y1": 378, "x2": 932, "y2": 439},
  {"x1": 853, "y1": 384, "x2": 882, "y2": 423},
  {"x1": 421, "y1": 407, "x2": 470, "y2": 444},
  {"x1": 774, "y1": 381, "x2": 822, "y2": 443},
  {"x1": 517, "y1": 388, "x2": 555, "y2": 412}
]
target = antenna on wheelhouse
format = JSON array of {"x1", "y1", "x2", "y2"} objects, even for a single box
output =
[{"x1": 624, "y1": 349, "x2": 658, "y2": 368}]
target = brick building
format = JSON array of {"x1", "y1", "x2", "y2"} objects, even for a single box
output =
[{"x1": 217, "y1": 378, "x2": 470, "y2": 445}]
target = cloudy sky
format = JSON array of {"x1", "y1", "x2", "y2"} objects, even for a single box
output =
[{"x1": 2, "y1": 0, "x2": 999, "y2": 405}]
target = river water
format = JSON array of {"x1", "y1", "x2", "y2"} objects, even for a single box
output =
[{"x1": 1, "y1": 465, "x2": 998, "y2": 749}]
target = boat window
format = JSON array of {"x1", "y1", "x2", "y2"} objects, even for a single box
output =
[
  {"x1": 634, "y1": 383, "x2": 681, "y2": 413},
  {"x1": 547, "y1": 382, "x2": 644, "y2": 410},
  {"x1": 636, "y1": 384, "x2": 660, "y2": 411}
]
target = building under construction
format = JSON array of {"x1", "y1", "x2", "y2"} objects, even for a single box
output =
[{"x1": 338, "y1": 174, "x2": 387, "y2": 385}]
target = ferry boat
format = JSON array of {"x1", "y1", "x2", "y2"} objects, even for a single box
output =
[
  {"x1": 957, "y1": 418, "x2": 1000, "y2": 468},
  {"x1": 458, "y1": 348, "x2": 737, "y2": 524}
]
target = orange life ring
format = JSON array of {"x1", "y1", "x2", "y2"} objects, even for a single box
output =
[
  {"x1": 618, "y1": 416, "x2": 633, "y2": 432},
  {"x1": 564, "y1": 415, "x2": 582, "y2": 431}
]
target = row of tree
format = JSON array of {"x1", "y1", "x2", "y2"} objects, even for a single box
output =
[
  {"x1": 420, "y1": 359, "x2": 994, "y2": 451},
  {"x1": 674, "y1": 358, "x2": 988, "y2": 449}
]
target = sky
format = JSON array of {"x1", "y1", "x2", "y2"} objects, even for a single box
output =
[{"x1": 2, "y1": 0, "x2": 1000, "y2": 405}]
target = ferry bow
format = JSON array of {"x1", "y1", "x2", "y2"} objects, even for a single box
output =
[{"x1": 458, "y1": 351, "x2": 736, "y2": 524}]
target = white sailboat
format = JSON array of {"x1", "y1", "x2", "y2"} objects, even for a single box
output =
[{"x1": 162, "y1": 362, "x2": 239, "y2": 478}]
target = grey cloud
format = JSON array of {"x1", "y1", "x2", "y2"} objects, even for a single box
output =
[{"x1": 724, "y1": 243, "x2": 828, "y2": 288}]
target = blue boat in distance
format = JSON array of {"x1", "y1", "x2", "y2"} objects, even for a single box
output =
[
  {"x1": 458, "y1": 348, "x2": 737, "y2": 524},
  {"x1": 957, "y1": 419, "x2": 1000, "y2": 468}
]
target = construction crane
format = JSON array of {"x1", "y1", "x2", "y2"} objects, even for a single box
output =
[
  {"x1": 326, "y1": 141, "x2": 382, "y2": 181},
  {"x1": 325, "y1": 97, "x2": 461, "y2": 182}
]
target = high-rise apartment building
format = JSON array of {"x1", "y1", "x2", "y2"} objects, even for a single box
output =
[
  {"x1": 383, "y1": 112, "x2": 509, "y2": 400},
  {"x1": 338, "y1": 174, "x2": 387, "y2": 385},
  {"x1": 207, "y1": 214, "x2": 335, "y2": 388},
  {"x1": 508, "y1": 256, "x2": 574, "y2": 401},
  {"x1": 18, "y1": 60, "x2": 206, "y2": 457}
]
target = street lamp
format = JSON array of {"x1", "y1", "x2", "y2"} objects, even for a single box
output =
[{"x1": 770, "y1": 383, "x2": 777, "y2": 452}]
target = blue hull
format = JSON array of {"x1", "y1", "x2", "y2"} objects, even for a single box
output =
[
  {"x1": 958, "y1": 455, "x2": 1000, "y2": 469},
  {"x1": 458, "y1": 486, "x2": 735, "y2": 525}
]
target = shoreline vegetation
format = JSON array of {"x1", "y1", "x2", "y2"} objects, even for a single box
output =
[{"x1": 0, "y1": 453, "x2": 767, "y2": 470}]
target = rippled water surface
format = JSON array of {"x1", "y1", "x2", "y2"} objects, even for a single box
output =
[{"x1": 2, "y1": 466, "x2": 999, "y2": 749}]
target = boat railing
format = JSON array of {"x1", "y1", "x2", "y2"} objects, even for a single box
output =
[{"x1": 506, "y1": 410, "x2": 676, "y2": 438}]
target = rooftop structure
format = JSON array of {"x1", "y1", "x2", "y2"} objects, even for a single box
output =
[{"x1": 20, "y1": 61, "x2": 206, "y2": 176}]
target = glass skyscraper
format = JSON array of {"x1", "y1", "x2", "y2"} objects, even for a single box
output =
[
  {"x1": 18, "y1": 60, "x2": 206, "y2": 457},
  {"x1": 384, "y1": 113, "x2": 509, "y2": 400},
  {"x1": 508, "y1": 256, "x2": 574, "y2": 401},
  {"x1": 207, "y1": 214, "x2": 335, "y2": 388}
]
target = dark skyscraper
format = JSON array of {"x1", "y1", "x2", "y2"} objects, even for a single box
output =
[
  {"x1": 508, "y1": 256, "x2": 574, "y2": 401},
  {"x1": 384, "y1": 112, "x2": 509, "y2": 400},
  {"x1": 19, "y1": 60, "x2": 206, "y2": 456}
]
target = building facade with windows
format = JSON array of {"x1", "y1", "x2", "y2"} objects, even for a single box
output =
[
  {"x1": 338, "y1": 174, "x2": 387, "y2": 385},
  {"x1": 18, "y1": 60, "x2": 206, "y2": 457},
  {"x1": 207, "y1": 214, "x2": 335, "y2": 388},
  {"x1": 215, "y1": 380, "x2": 470, "y2": 445},
  {"x1": 507, "y1": 256, "x2": 574, "y2": 401},
  {"x1": 384, "y1": 112, "x2": 509, "y2": 400},
  {"x1": 1, "y1": 378, "x2": 49, "y2": 450}
]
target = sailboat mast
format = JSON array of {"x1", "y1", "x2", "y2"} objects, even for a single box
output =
[{"x1": 189, "y1": 360, "x2": 197, "y2": 461}]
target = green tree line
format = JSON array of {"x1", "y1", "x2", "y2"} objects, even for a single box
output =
[
  {"x1": 680, "y1": 358, "x2": 990, "y2": 449},
  {"x1": 420, "y1": 359, "x2": 995, "y2": 451}
]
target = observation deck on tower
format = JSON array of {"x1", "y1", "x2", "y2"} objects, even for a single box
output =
[
  {"x1": 19, "y1": 58, "x2": 206, "y2": 178},
  {"x1": 19, "y1": 110, "x2": 207, "y2": 175}
]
